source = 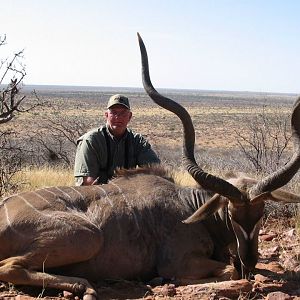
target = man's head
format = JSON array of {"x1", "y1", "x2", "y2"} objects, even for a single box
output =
[
  {"x1": 107, "y1": 94, "x2": 130, "y2": 110},
  {"x1": 105, "y1": 94, "x2": 132, "y2": 138}
]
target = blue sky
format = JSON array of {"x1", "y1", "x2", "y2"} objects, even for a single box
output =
[{"x1": 2, "y1": 0, "x2": 300, "y2": 93}]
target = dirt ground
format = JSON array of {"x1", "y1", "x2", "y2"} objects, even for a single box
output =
[{"x1": 0, "y1": 217, "x2": 299, "y2": 300}]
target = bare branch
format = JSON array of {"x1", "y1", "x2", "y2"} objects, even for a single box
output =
[
  {"x1": 235, "y1": 106, "x2": 292, "y2": 174},
  {"x1": 0, "y1": 35, "x2": 6, "y2": 46},
  {"x1": 0, "y1": 37, "x2": 44, "y2": 124}
]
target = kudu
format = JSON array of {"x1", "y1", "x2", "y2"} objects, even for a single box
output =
[{"x1": 0, "y1": 34, "x2": 300, "y2": 300}]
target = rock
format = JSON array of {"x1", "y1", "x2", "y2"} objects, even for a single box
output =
[
  {"x1": 266, "y1": 291, "x2": 292, "y2": 300},
  {"x1": 259, "y1": 228, "x2": 267, "y2": 235},
  {"x1": 254, "y1": 274, "x2": 271, "y2": 283},
  {"x1": 284, "y1": 229, "x2": 296, "y2": 237},
  {"x1": 15, "y1": 296, "x2": 37, "y2": 300},
  {"x1": 262, "y1": 246, "x2": 280, "y2": 258},
  {"x1": 266, "y1": 261, "x2": 285, "y2": 273},
  {"x1": 178, "y1": 279, "x2": 252, "y2": 299},
  {"x1": 63, "y1": 290, "x2": 75, "y2": 299},
  {"x1": 256, "y1": 261, "x2": 285, "y2": 274},
  {"x1": 260, "y1": 233, "x2": 277, "y2": 242},
  {"x1": 161, "y1": 284, "x2": 176, "y2": 297}
]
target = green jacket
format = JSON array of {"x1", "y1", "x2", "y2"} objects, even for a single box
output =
[{"x1": 74, "y1": 126, "x2": 160, "y2": 185}]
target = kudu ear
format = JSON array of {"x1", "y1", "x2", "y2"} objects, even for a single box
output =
[
  {"x1": 251, "y1": 189, "x2": 300, "y2": 204},
  {"x1": 269, "y1": 189, "x2": 300, "y2": 203},
  {"x1": 182, "y1": 194, "x2": 228, "y2": 224}
]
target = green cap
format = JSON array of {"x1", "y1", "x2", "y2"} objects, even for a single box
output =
[{"x1": 107, "y1": 94, "x2": 130, "y2": 109}]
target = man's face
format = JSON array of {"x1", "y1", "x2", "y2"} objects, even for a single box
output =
[{"x1": 105, "y1": 104, "x2": 132, "y2": 137}]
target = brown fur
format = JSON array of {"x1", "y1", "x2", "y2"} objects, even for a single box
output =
[
  {"x1": 115, "y1": 165, "x2": 198, "y2": 187},
  {"x1": 115, "y1": 165, "x2": 171, "y2": 179}
]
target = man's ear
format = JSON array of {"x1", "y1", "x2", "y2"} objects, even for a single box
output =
[
  {"x1": 104, "y1": 111, "x2": 109, "y2": 119},
  {"x1": 128, "y1": 111, "x2": 132, "y2": 121}
]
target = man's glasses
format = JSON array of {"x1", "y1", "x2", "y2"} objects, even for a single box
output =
[{"x1": 108, "y1": 110, "x2": 129, "y2": 117}]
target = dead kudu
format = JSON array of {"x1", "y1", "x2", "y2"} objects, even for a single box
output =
[{"x1": 1, "y1": 35, "x2": 300, "y2": 300}]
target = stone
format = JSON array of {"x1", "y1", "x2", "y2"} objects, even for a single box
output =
[{"x1": 266, "y1": 291, "x2": 292, "y2": 300}]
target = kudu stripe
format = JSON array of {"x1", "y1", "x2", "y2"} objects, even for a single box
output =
[
  {"x1": 54, "y1": 187, "x2": 73, "y2": 200},
  {"x1": 94, "y1": 185, "x2": 113, "y2": 207},
  {"x1": 16, "y1": 194, "x2": 50, "y2": 217},
  {"x1": 36, "y1": 187, "x2": 100, "y2": 228},
  {"x1": 69, "y1": 186, "x2": 85, "y2": 199},
  {"x1": 110, "y1": 181, "x2": 140, "y2": 233},
  {"x1": 4, "y1": 203, "x2": 27, "y2": 237},
  {"x1": 42, "y1": 187, "x2": 60, "y2": 197},
  {"x1": 3, "y1": 204, "x2": 11, "y2": 227},
  {"x1": 32, "y1": 191, "x2": 51, "y2": 204}
]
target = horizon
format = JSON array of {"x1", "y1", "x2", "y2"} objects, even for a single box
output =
[{"x1": 18, "y1": 83, "x2": 298, "y2": 97}]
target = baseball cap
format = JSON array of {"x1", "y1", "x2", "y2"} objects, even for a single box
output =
[{"x1": 107, "y1": 94, "x2": 130, "y2": 109}]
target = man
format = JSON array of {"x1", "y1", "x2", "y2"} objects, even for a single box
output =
[{"x1": 74, "y1": 94, "x2": 160, "y2": 185}]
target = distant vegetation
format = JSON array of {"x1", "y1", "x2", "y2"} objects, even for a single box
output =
[{"x1": 1, "y1": 85, "x2": 299, "y2": 200}]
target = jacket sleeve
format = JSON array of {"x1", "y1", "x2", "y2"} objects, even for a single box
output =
[
  {"x1": 74, "y1": 130, "x2": 107, "y2": 181},
  {"x1": 133, "y1": 134, "x2": 160, "y2": 166}
]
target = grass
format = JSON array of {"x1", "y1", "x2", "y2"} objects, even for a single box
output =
[
  {"x1": 12, "y1": 165, "x2": 200, "y2": 193},
  {"x1": 13, "y1": 166, "x2": 74, "y2": 192}
]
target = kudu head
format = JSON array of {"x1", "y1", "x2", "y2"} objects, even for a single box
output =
[{"x1": 137, "y1": 32, "x2": 300, "y2": 278}]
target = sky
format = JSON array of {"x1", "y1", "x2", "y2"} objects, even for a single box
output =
[{"x1": 1, "y1": 0, "x2": 300, "y2": 93}]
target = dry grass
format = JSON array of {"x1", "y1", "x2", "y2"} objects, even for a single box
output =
[
  {"x1": 130, "y1": 103, "x2": 293, "y2": 150},
  {"x1": 13, "y1": 166, "x2": 200, "y2": 193},
  {"x1": 13, "y1": 166, "x2": 74, "y2": 192}
]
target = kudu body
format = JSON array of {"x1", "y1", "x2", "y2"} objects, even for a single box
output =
[{"x1": 0, "y1": 34, "x2": 300, "y2": 300}]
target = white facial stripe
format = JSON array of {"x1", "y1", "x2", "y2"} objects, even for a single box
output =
[
  {"x1": 237, "y1": 223, "x2": 249, "y2": 240},
  {"x1": 230, "y1": 215, "x2": 262, "y2": 241},
  {"x1": 250, "y1": 218, "x2": 262, "y2": 240},
  {"x1": 229, "y1": 214, "x2": 262, "y2": 279},
  {"x1": 230, "y1": 218, "x2": 246, "y2": 269}
]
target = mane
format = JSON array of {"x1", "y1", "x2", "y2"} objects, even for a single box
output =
[
  {"x1": 114, "y1": 165, "x2": 199, "y2": 187},
  {"x1": 115, "y1": 165, "x2": 173, "y2": 180}
]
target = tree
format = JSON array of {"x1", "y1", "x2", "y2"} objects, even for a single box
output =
[
  {"x1": 235, "y1": 105, "x2": 291, "y2": 174},
  {"x1": 0, "y1": 129, "x2": 22, "y2": 196},
  {"x1": 26, "y1": 100, "x2": 93, "y2": 167},
  {"x1": 0, "y1": 34, "x2": 43, "y2": 124},
  {"x1": 0, "y1": 35, "x2": 45, "y2": 196}
]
